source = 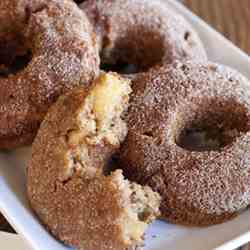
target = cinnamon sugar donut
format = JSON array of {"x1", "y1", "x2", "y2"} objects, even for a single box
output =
[
  {"x1": 0, "y1": 0, "x2": 99, "y2": 149},
  {"x1": 80, "y1": 0, "x2": 207, "y2": 74},
  {"x1": 27, "y1": 73, "x2": 161, "y2": 250},
  {"x1": 119, "y1": 61, "x2": 250, "y2": 226}
]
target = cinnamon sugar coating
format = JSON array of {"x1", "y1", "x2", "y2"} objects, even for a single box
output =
[
  {"x1": 27, "y1": 73, "x2": 161, "y2": 250},
  {"x1": 119, "y1": 61, "x2": 250, "y2": 226},
  {"x1": 0, "y1": 0, "x2": 99, "y2": 149},
  {"x1": 80, "y1": 0, "x2": 207, "y2": 73}
]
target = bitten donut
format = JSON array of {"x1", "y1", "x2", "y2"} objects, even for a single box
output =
[
  {"x1": 80, "y1": 0, "x2": 207, "y2": 74},
  {"x1": 27, "y1": 73, "x2": 161, "y2": 250},
  {"x1": 0, "y1": 0, "x2": 99, "y2": 149},
  {"x1": 119, "y1": 61, "x2": 250, "y2": 226}
]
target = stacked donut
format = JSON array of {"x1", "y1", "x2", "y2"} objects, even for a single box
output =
[
  {"x1": 0, "y1": 0, "x2": 99, "y2": 149},
  {"x1": 1, "y1": 0, "x2": 250, "y2": 249}
]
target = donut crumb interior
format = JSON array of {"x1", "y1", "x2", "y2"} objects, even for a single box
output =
[
  {"x1": 65, "y1": 72, "x2": 132, "y2": 179},
  {"x1": 68, "y1": 72, "x2": 132, "y2": 148},
  {"x1": 64, "y1": 72, "x2": 160, "y2": 246},
  {"x1": 113, "y1": 170, "x2": 161, "y2": 245}
]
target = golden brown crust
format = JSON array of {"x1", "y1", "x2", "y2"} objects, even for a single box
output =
[
  {"x1": 0, "y1": 0, "x2": 99, "y2": 149},
  {"x1": 80, "y1": 0, "x2": 207, "y2": 73},
  {"x1": 27, "y1": 73, "x2": 160, "y2": 250},
  {"x1": 119, "y1": 61, "x2": 250, "y2": 226}
]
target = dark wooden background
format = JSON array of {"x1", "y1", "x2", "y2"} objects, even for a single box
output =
[
  {"x1": 0, "y1": 0, "x2": 249, "y2": 249},
  {"x1": 185, "y1": 0, "x2": 250, "y2": 55}
]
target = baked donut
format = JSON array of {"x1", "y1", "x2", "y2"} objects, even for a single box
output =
[
  {"x1": 119, "y1": 61, "x2": 250, "y2": 226},
  {"x1": 27, "y1": 73, "x2": 161, "y2": 250},
  {"x1": 80, "y1": 0, "x2": 207, "y2": 74},
  {"x1": 0, "y1": 0, "x2": 99, "y2": 149}
]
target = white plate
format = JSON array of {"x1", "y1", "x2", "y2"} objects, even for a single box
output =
[
  {"x1": 0, "y1": 232, "x2": 30, "y2": 250},
  {"x1": 0, "y1": 1, "x2": 250, "y2": 250}
]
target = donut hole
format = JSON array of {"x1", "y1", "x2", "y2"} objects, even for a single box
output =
[
  {"x1": 100, "y1": 28, "x2": 165, "y2": 74},
  {"x1": 177, "y1": 128, "x2": 221, "y2": 151},
  {"x1": 0, "y1": 35, "x2": 31, "y2": 78},
  {"x1": 101, "y1": 61, "x2": 139, "y2": 75},
  {"x1": 73, "y1": 0, "x2": 86, "y2": 3},
  {"x1": 175, "y1": 98, "x2": 250, "y2": 152}
]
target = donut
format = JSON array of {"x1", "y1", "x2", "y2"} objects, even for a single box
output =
[
  {"x1": 118, "y1": 61, "x2": 250, "y2": 226},
  {"x1": 0, "y1": 0, "x2": 99, "y2": 149},
  {"x1": 80, "y1": 0, "x2": 207, "y2": 74},
  {"x1": 27, "y1": 72, "x2": 161, "y2": 250}
]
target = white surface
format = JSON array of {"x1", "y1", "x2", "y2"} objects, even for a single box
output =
[
  {"x1": 0, "y1": 1, "x2": 250, "y2": 250},
  {"x1": 0, "y1": 232, "x2": 29, "y2": 250}
]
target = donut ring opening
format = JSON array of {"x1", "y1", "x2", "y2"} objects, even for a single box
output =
[
  {"x1": 175, "y1": 98, "x2": 250, "y2": 152},
  {"x1": 74, "y1": 0, "x2": 86, "y2": 4},
  {"x1": 0, "y1": 33, "x2": 32, "y2": 78},
  {"x1": 100, "y1": 29, "x2": 165, "y2": 74}
]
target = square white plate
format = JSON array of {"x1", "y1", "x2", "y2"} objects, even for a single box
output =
[
  {"x1": 0, "y1": 1, "x2": 250, "y2": 250},
  {"x1": 0, "y1": 232, "x2": 30, "y2": 250}
]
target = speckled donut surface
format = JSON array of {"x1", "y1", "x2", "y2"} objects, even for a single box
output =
[
  {"x1": 119, "y1": 61, "x2": 250, "y2": 226},
  {"x1": 80, "y1": 0, "x2": 207, "y2": 72},
  {"x1": 27, "y1": 73, "x2": 161, "y2": 250},
  {"x1": 0, "y1": 0, "x2": 99, "y2": 149}
]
